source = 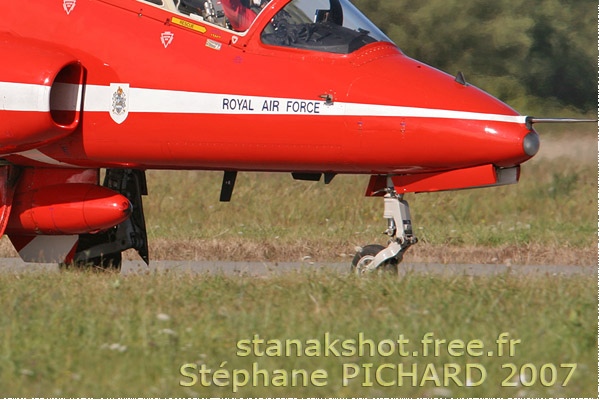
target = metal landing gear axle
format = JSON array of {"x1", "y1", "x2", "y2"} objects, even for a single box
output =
[{"x1": 351, "y1": 188, "x2": 418, "y2": 275}]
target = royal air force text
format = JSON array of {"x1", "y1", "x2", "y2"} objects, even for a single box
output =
[{"x1": 222, "y1": 98, "x2": 321, "y2": 114}]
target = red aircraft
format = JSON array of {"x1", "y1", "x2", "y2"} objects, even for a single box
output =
[{"x1": 0, "y1": 0, "x2": 592, "y2": 272}]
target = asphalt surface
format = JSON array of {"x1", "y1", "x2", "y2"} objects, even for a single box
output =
[{"x1": 0, "y1": 258, "x2": 596, "y2": 277}]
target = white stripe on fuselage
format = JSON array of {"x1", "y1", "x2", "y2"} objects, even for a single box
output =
[
  {"x1": 83, "y1": 85, "x2": 528, "y2": 124},
  {"x1": 0, "y1": 82, "x2": 52, "y2": 112},
  {"x1": 15, "y1": 149, "x2": 79, "y2": 167},
  {"x1": 0, "y1": 81, "x2": 83, "y2": 112},
  {"x1": 1, "y1": 81, "x2": 528, "y2": 123}
]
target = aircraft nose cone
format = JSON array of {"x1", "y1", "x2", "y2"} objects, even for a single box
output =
[{"x1": 523, "y1": 131, "x2": 540, "y2": 157}]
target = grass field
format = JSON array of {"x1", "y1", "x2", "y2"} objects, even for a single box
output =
[{"x1": 0, "y1": 270, "x2": 596, "y2": 397}]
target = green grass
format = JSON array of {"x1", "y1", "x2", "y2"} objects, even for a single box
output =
[
  {"x1": 0, "y1": 270, "x2": 596, "y2": 397},
  {"x1": 413, "y1": 161, "x2": 598, "y2": 248}
]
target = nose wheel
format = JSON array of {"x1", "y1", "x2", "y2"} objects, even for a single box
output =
[
  {"x1": 351, "y1": 244, "x2": 400, "y2": 275},
  {"x1": 351, "y1": 187, "x2": 417, "y2": 275}
]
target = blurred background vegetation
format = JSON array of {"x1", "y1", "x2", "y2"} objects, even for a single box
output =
[{"x1": 352, "y1": 0, "x2": 598, "y2": 116}]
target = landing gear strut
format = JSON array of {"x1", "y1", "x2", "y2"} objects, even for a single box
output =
[{"x1": 351, "y1": 187, "x2": 418, "y2": 274}]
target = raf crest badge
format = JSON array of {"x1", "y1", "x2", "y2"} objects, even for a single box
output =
[{"x1": 110, "y1": 84, "x2": 129, "y2": 124}]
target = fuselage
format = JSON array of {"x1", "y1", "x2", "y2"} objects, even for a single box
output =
[{"x1": 0, "y1": 0, "x2": 537, "y2": 174}]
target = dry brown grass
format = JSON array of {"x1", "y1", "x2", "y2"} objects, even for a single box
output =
[
  {"x1": 0, "y1": 234, "x2": 595, "y2": 267},
  {"x1": 140, "y1": 238, "x2": 597, "y2": 267}
]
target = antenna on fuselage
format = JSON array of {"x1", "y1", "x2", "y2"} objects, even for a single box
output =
[{"x1": 455, "y1": 71, "x2": 467, "y2": 86}]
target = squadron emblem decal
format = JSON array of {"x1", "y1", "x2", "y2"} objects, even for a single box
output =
[
  {"x1": 161, "y1": 31, "x2": 174, "y2": 48},
  {"x1": 110, "y1": 84, "x2": 129, "y2": 124},
  {"x1": 63, "y1": 0, "x2": 76, "y2": 15}
]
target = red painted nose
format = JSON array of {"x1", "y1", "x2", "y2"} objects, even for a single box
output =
[{"x1": 345, "y1": 48, "x2": 539, "y2": 171}]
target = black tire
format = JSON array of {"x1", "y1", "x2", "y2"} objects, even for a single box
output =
[{"x1": 351, "y1": 244, "x2": 399, "y2": 275}]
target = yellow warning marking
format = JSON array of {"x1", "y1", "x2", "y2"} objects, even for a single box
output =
[{"x1": 171, "y1": 17, "x2": 207, "y2": 33}]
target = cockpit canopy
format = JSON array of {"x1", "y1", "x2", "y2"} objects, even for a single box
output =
[
  {"x1": 140, "y1": 0, "x2": 394, "y2": 54},
  {"x1": 261, "y1": 0, "x2": 393, "y2": 54}
]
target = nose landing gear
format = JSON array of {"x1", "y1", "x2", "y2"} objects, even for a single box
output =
[{"x1": 351, "y1": 186, "x2": 418, "y2": 275}]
